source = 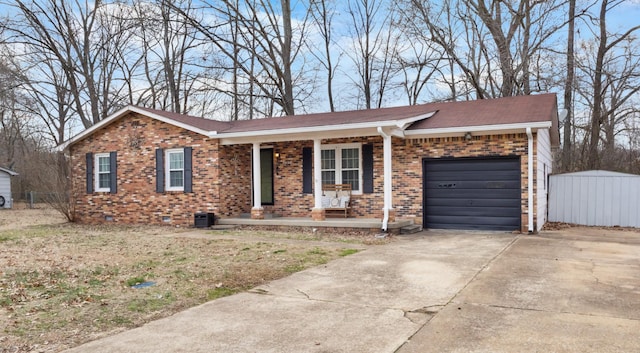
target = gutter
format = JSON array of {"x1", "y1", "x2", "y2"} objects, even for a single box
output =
[{"x1": 526, "y1": 127, "x2": 534, "y2": 233}]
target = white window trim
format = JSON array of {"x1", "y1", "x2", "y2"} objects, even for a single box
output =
[
  {"x1": 321, "y1": 143, "x2": 363, "y2": 195},
  {"x1": 165, "y1": 148, "x2": 185, "y2": 192},
  {"x1": 95, "y1": 153, "x2": 111, "y2": 193}
]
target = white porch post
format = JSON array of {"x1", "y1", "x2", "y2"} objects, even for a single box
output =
[
  {"x1": 311, "y1": 138, "x2": 325, "y2": 220},
  {"x1": 382, "y1": 132, "x2": 393, "y2": 229},
  {"x1": 251, "y1": 142, "x2": 264, "y2": 219}
]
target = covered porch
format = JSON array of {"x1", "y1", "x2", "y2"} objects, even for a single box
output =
[{"x1": 219, "y1": 112, "x2": 437, "y2": 232}]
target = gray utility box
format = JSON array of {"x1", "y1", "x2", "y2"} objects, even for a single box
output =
[{"x1": 194, "y1": 212, "x2": 215, "y2": 228}]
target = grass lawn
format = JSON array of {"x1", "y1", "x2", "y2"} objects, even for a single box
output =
[{"x1": 0, "y1": 209, "x2": 380, "y2": 352}]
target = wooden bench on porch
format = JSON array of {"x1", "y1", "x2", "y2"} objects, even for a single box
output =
[{"x1": 322, "y1": 184, "x2": 352, "y2": 218}]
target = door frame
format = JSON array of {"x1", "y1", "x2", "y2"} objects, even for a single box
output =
[{"x1": 251, "y1": 147, "x2": 275, "y2": 206}]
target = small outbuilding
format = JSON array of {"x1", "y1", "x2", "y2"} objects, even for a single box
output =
[
  {"x1": 548, "y1": 170, "x2": 640, "y2": 228},
  {"x1": 0, "y1": 166, "x2": 18, "y2": 209}
]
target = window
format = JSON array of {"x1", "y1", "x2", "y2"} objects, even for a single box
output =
[
  {"x1": 166, "y1": 149, "x2": 185, "y2": 191},
  {"x1": 95, "y1": 153, "x2": 111, "y2": 192},
  {"x1": 155, "y1": 147, "x2": 192, "y2": 193},
  {"x1": 321, "y1": 144, "x2": 362, "y2": 193}
]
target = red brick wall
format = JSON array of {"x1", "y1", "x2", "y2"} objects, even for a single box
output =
[
  {"x1": 218, "y1": 144, "x2": 252, "y2": 216},
  {"x1": 70, "y1": 112, "x2": 238, "y2": 226},
  {"x1": 70, "y1": 113, "x2": 536, "y2": 231}
]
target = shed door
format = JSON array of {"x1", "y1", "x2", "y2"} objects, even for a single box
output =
[{"x1": 423, "y1": 157, "x2": 521, "y2": 231}]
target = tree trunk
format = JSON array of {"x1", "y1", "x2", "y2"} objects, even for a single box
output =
[
  {"x1": 586, "y1": 0, "x2": 609, "y2": 169},
  {"x1": 562, "y1": 0, "x2": 575, "y2": 171},
  {"x1": 281, "y1": 0, "x2": 295, "y2": 115}
]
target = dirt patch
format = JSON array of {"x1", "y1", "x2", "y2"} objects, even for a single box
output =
[
  {"x1": 0, "y1": 209, "x2": 375, "y2": 352},
  {"x1": 541, "y1": 222, "x2": 640, "y2": 244},
  {"x1": 0, "y1": 207, "x2": 67, "y2": 231}
]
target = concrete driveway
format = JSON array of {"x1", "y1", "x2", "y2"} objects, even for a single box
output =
[{"x1": 65, "y1": 229, "x2": 640, "y2": 353}]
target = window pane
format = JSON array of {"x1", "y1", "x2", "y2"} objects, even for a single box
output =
[
  {"x1": 341, "y1": 148, "x2": 359, "y2": 169},
  {"x1": 98, "y1": 156, "x2": 110, "y2": 172},
  {"x1": 322, "y1": 171, "x2": 335, "y2": 185},
  {"x1": 342, "y1": 170, "x2": 359, "y2": 190},
  {"x1": 169, "y1": 152, "x2": 184, "y2": 170},
  {"x1": 170, "y1": 170, "x2": 184, "y2": 187},
  {"x1": 98, "y1": 173, "x2": 110, "y2": 189},
  {"x1": 321, "y1": 149, "x2": 335, "y2": 170}
]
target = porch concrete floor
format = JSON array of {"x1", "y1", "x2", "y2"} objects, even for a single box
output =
[{"x1": 217, "y1": 217, "x2": 413, "y2": 230}]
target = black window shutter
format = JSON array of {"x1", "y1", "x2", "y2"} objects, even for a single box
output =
[
  {"x1": 109, "y1": 152, "x2": 117, "y2": 194},
  {"x1": 362, "y1": 144, "x2": 374, "y2": 193},
  {"x1": 86, "y1": 152, "x2": 93, "y2": 194},
  {"x1": 302, "y1": 147, "x2": 312, "y2": 194},
  {"x1": 156, "y1": 148, "x2": 164, "y2": 193},
  {"x1": 184, "y1": 147, "x2": 193, "y2": 193}
]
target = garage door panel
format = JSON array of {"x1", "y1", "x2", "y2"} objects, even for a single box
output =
[
  {"x1": 423, "y1": 157, "x2": 521, "y2": 231},
  {"x1": 426, "y1": 221, "x2": 519, "y2": 231},
  {"x1": 426, "y1": 198, "x2": 521, "y2": 208},
  {"x1": 424, "y1": 160, "x2": 520, "y2": 172},
  {"x1": 425, "y1": 206, "x2": 521, "y2": 217},
  {"x1": 425, "y1": 215, "x2": 521, "y2": 229},
  {"x1": 424, "y1": 170, "x2": 521, "y2": 180},
  {"x1": 425, "y1": 189, "x2": 520, "y2": 199},
  {"x1": 424, "y1": 180, "x2": 521, "y2": 190}
]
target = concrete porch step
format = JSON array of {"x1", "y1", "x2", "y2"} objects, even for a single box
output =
[
  {"x1": 239, "y1": 213, "x2": 283, "y2": 219},
  {"x1": 400, "y1": 224, "x2": 423, "y2": 234}
]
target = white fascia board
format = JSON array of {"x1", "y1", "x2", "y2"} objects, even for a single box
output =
[
  {"x1": 404, "y1": 121, "x2": 552, "y2": 138},
  {"x1": 216, "y1": 111, "x2": 438, "y2": 145},
  {"x1": 0, "y1": 167, "x2": 18, "y2": 176},
  {"x1": 219, "y1": 127, "x2": 382, "y2": 145},
  {"x1": 57, "y1": 106, "x2": 211, "y2": 151},
  {"x1": 395, "y1": 111, "x2": 437, "y2": 130}
]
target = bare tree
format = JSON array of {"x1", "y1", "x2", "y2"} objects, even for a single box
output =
[
  {"x1": 582, "y1": 0, "x2": 640, "y2": 169},
  {"x1": 391, "y1": 10, "x2": 446, "y2": 105},
  {"x1": 0, "y1": 56, "x2": 27, "y2": 167},
  {"x1": 561, "y1": 0, "x2": 576, "y2": 171},
  {"x1": 3, "y1": 0, "x2": 132, "y2": 128},
  {"x1": 131, "y1": 0, "x2": 206, "y2": 114},
  {"x1": 309, "y1": 0, "x2": 339, "y2": 112},
  {"x1": 170, "y1": 0, "x2": 308, "y2": 117},
  {"x1": 403, "y1": 0, "x2": 567, "y2": 99},
  {"x1": 345, "y1": 0, "x2": 397, "y2": 109}
]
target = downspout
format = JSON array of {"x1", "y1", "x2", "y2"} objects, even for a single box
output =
[
  {"x1": 377, "y1": 127, "x2": 392, "y2": 231},
  {"x1": 526, "y1": 127, "x2": 534, "y2": 233}
]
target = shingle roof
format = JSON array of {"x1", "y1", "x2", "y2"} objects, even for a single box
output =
[
  {"x1": 135, "y1": 106, "x2": 231, "y2": 132},
  {"x1": 59, "y1": 93, "x2": 559, "y2": 150},
  {"x1": 139, "y1": 93, "x2": 557, "y2": 133},
  {"x1": 407, "y1": 93, "x2": 558, "y2": 130}
]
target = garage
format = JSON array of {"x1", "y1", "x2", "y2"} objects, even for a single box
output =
[{"x1": 423, "y1": 157, "x2": 521, "y2": 231}]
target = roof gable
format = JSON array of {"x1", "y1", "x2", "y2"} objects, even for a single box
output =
[{"x1": 57, "y1": 106, "x2": 218, "y2": 151}]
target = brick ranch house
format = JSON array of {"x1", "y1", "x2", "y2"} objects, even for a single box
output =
[{"x1": 58, "y1": 94, "x2": 559, "y2": 232}]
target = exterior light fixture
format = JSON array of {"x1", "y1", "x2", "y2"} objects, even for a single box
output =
[{"x1": 464, "y1": 132, "x2": 473, "y2": 141}]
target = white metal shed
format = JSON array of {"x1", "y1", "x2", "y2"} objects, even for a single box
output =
[
  {"x1": 0, "y1": 167, "x2": 18, "y2": 209},
  {"x1": 548, "y1": 170, "x2": 640, "y2": 227}
]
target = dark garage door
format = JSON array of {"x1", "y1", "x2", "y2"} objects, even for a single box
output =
[{"x1": 423, "y1": 157, "x2": 521, "y2": 231}]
